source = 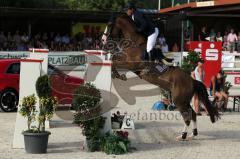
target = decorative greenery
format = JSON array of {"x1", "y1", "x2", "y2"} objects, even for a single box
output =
[
  {"x1": 38, "y1": 97, "x2": 57, "y2": 131},
  {"x1": 73, "y1": 82, "x2": 102, "y2": 120},
  {"x1": 19, "y1": 94, "x2": 37, "y2": 131},
  {"x1": 36, "y1": 75, "x2": 51, "y2": 98},
  {"x1": 73, "y1": 82, "x2": 105, "y2": 152},
  {"x1": 181, "y1": 50, "x2": 201, "y2": 74},
  {"x1": 35, "y1": 75, "x2": 57, "y2": 132},
  {"x1": 100, "y1": 131, "x2": 130, "y2": 155}
]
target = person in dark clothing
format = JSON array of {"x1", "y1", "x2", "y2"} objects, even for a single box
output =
[
  {"x1": 198, "y1": 26, "x2": 208, "y2": 41},
  {"x1": 125, "y1": 3, "x2": 159, "y2": 61},
  {"x1": 210, "y1": 70, "x2": 228, "y2": 111}
]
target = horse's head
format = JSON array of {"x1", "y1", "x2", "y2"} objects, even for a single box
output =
[{"x1": 102, "y1": 14, "x2": 137, "y2": 45}]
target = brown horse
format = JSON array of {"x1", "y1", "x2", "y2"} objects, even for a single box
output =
[{"x1": 103, "y1": 14, "x2": 219, "y2": 140}]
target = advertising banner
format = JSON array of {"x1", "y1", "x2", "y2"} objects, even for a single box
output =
[
  {"x1": 189, "y1": 41, "x2": 222, "y2": 87},
  {"x1": 0, "y1": 51, "x2": 86, "y2": 66}
]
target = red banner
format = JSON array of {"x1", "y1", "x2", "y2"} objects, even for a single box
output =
[
  {"x1": 189, "y1": 41, "x2": 222, "y2": 87},
  {"x1": 235, "y1": 77, "x2": 240, "y2": 85},
  {"x1": 189, "y1": 41, "x2": 203, "y2": 53}
]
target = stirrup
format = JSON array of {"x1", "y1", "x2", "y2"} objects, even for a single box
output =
[{"x1": 161, "y1": 59, "x2": 173, "y2": 66}]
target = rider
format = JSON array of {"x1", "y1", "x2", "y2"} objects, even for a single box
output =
[{"x1": 124, "y1": 3, "x2": 173, "y2": 64}]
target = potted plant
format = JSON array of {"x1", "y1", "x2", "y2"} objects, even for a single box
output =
[
  {"x1": 100, "y1": 131, "x2": 131, "y2": 155},
  {"x1": 20, "y1": 75, "x2": 57, "y2": 154},
  {"x1": 73, "y1": 82, "x2": 105, "y2": 152}
]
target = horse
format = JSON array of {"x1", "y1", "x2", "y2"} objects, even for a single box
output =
[{"x1": 102, "y1": 14, "x2": 220, "y2": 140}]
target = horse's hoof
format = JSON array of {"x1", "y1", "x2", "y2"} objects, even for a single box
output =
[
  {"x1": 120, "y1": 74, "x2": 127, "y2": 81},
  {"x1": 176, "y1": 135, "x2": 191, "y2": 141}
]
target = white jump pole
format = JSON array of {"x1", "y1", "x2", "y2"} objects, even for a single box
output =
[
  {"x1": 12, "y1": 49, "x2": 49, "y2": 149},
  {"x1": 84, "y1": 50, "x2": 112, "y2": 134}
]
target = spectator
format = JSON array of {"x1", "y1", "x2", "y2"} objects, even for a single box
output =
[
  {"x1": 158, "y1": 34, "x2": 166, "y2": 45},
  {"x1": 13, "y1": 31, "x2": 21, "y2": 50},
  {"x1": 198, "y1": 26, "x2": 207, "y2": 41},
  {"x1": 34, "y1": 32, "x2": 41, "y2": 41},
  {"x1": 0, "y1": 31, "x2": 7, "y2": 50},
  {"x1": 209, "y1": 29, "x2": 216, "y2": 42},
  {"x1": 94, "y1": 39, "x2": 101, "y2": 49},
  {"x1": 82, "y1": 34, "x2": 92, "y2": 49},
  {"x1": 0, "y1": 30, "x2": 104, "y2": 51},
  {"x1": 191, "y1": 58, "x2": 205, "y2": 115},
  {"x1": 161, "y1": 42, "x2": 169, "y2": 53},
  {"x1": 172, "y1": 43, "x2": 179, "y2": 52},
  {"x1": 54, "y1": 33, "x2": 61, "y2": 44},
  {"x1": 210, "y1": 70, "x2": 228, "y2": 111},
  {"x1": 42, "y1": 32, "x2": 48, "y2": 41},
  {"x1": 223, "y1": 31, "x2": 228, "y2": 50},
  {"x1": 21, "y1": 32, "x2": 29, "y2": 50},
  {"x1": 184, "y1": 27, "x2": 192, "y2": 50},
  {"x1": 216, "y1": 32, "x2": 222, "y2": 42},
  {"x1": 61, "y1": 33, "x2": 70, "y2": 45},
  {"x1": 237, "y1": 32, "x2": 240, "y2": 52},
  {"x1": 6, "y1": 32, "x2": 13, "y2": 50},
  {"x1": 227, "y1": 29, "x2": 237, "y2": 52}
]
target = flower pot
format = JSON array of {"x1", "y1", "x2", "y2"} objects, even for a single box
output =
[{"x1": 22, "y1": 131, "x2": 51, "y2": 154}]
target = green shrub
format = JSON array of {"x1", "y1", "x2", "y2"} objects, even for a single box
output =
[
  {"x1": 181, "y1": 50, "x2": 201, "y2": 74},
  {"x1": 73, "y1": 82, "x2": 105, "y2": 152},
  {"x1": 100, "y1": 131, "x2": 130, "y2": 155},
  {"x1": 35, "y1": 75, "x2": 57, "y2": 132},
  {"x1": 19, "y1": 94, "x2": 37, "y2": 131}
]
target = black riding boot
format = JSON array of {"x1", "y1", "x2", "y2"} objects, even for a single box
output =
[
  {"x1": 141, "y1": 50, "x2": 150, "y2": 61},
  {"x1": 149, "y1": 49, "x2": 156, "y2": 61},
  {"x1": 155, "y1": 48, "x2": 173, "y2": 62}
]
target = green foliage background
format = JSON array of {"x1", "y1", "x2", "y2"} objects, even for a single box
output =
[{"x1": 1, "y1": 0, "x2": 159, "y2": 10}]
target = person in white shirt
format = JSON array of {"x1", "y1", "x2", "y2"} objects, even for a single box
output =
[
  {"x1": 227, "y1": 29, "x2": 237, "y2": 52},
  {"x1": 191, "y1": 59, "x2": 206, "y2": 115}
]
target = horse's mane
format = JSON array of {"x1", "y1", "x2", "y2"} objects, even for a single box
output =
[
  {"x1": 117, "y1": 14, "x2": 137, "y2": 31},
  {"x1": 114, "y1": 14, "x2": 146, "y2": 44}
]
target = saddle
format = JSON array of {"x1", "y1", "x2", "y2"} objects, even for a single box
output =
[
  {"x1": 150, "y1": 63, "x2": 169, "y2": 74},
  {"x1": 141, "y1": 63, "x2": 169, "y2": 76}
]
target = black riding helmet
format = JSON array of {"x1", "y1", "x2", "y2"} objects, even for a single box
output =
[{"x1": 124, "y1": 2, "x2": 136, "y2": 11}]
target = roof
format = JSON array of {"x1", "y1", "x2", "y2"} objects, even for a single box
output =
[{"x1": 160, "y1": 0, "x2": 240, "y2": 14}]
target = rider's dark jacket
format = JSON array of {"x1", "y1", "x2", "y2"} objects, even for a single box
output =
[{"x1": 131, "y1": 10, "x2": 156, "y2": 37}]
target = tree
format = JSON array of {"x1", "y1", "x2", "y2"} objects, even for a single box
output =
[{"x1": 1, "y1": 0, "x2": 159, "y2": 10}]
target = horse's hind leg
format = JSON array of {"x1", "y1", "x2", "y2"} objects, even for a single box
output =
[
  {"x1": 176, "y1": 105, "x2": 193, "y2": 141},
  {"x1": 187, "y1": 107, "x2": 198, "y2": 139}
]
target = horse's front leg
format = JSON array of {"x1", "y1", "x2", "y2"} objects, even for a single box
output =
[{"x1": 112, "y1": 66, "x2": 127, "y2": 81}]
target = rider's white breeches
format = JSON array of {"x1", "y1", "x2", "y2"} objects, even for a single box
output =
[{"x1": 147, "y1": 27, "x2": 159, "y2": 53}]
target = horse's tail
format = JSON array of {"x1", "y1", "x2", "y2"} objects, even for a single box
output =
[{"x1": 193, "y1": 80, "x2": 220, "y2": 123}]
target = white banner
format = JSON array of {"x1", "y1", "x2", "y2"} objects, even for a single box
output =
[{"x1": 0, "y1": 51, "x2": 86, "y2": 67}]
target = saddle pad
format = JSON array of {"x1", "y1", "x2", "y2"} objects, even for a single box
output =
[{"x1": 155, "y1": 64, "x2": 169, "y2": 74}]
